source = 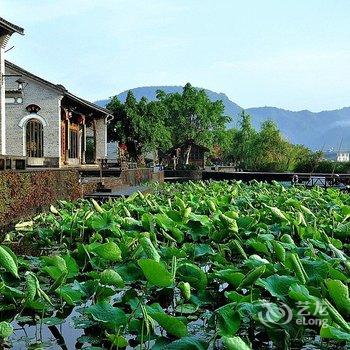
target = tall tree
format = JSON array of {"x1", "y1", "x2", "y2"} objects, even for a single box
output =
[
  {"x1": 157, "y1": 83, "x2": 230, "y2": 164},
  {"x1": 107, "y1": 91, "x2": 171, "y2": 164},
  {"x1": 229, "y1": 111, "x2": 256, "y2": 170},
  {"x1": 211, "y1": 128, "x2": 238, "y2": 164},
  {"x1": 219, "y1": 112, "x2": 321, "y2": 172},
  {"x1": 250, "y1": 120, "x2": 291, "y2": 171}
]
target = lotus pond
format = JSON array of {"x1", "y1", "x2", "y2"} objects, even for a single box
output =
[{"x1": 0, "y1": 180, "x2": 350, "y2": 349}]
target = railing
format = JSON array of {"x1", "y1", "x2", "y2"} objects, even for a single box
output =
[
  {"x1": 202, "y1": 171, "x2": 350, "y2": 189},
  {"x1": 117, "y1": 161, "x2": 139, "y2": 170},
  {"x1": 0, "y1": 155, "x2": 26, "y2": 171}
]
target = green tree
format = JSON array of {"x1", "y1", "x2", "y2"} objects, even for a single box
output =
[
  {"x1": 288, "y1": 144, "x2": 315, "y2": 171},
  {"x1": 251, "y1": 120, "x2": 291, "y2": 171},
  {"x1": 212, "y1": 128, "x2": 238, "y2": 163},
  {"x1": 107, "y1": 91, "x2": 171, "y2": 164},
  {"x1": 157, "y1": 83, "x2": 230, "y2": 164},
  {"x1": 218, "y1": 112, "x2": 321, "y2": 173},
  {"x1": 226, "y1": 111, "x2": 256, "y2": 169},
  {"x1": 293, "y1": 150, "x2": 323, "y2": 172}
]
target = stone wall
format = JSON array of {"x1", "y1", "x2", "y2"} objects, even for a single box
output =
[
  {"x1": 152, "y1": 169, "x2": 164, "y2": 183},
  {"x1": 120, "y1": 168, "x2": 153, "y2": 186},
  {"x1": 0, "y1": 167, "x2": 164, "y2": 228},
  {"x1": 81, "y1": 176, "x2": 123, "y2": 194},
  {"x1": 95, "y1": 118, "x2": 107, "y2": 159}
]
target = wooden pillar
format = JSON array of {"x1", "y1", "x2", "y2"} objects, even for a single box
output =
[
  {"x1": 92, "y1": 119, "x2": 97, "y2": 164},
  {"x1": 63, "y1": 109, "x2": 70, "y2": 165},
  {"x1": 81, "y1": 116, "x2": 86, "y2": 165}
]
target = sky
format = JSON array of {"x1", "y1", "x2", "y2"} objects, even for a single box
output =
[{"x1": 2, "y1": 0, "x2": 350, "y2": 112}]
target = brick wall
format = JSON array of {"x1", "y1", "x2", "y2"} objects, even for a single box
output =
[{"x1": 5, "y1": 66, "x2": 62, "y2": 160}]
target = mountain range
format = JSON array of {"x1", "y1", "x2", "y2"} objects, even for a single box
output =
[{"x1": 95, "y1": 86, "x2": 350, "y2": 151}]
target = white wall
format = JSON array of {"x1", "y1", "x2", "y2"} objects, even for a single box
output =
[{"x1": 0, "y1": 41, "x2": 6, "y2": 154}]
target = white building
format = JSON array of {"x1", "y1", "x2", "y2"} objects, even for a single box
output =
[
  {"x1": 0, "y1": 17, "x2": 112, "y2": 168},
  {"x1": 0, "y1": 17, "x2": 24, "y2": 155},
  {"x1": 337, "y1": 151, "x2": 350, "y2": 162},
  {"x1": 5, "y1": 61, "x2": 112, "y2": 167}
]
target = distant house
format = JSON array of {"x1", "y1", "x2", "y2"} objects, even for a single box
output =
[
  {"x1": 5, "y1": 61, "x2": 112, "y2": 167},
  {"x1": 337, "y1": 152, "x2": 350, "y2": 162},
  {"x1": 324, "y1": 151, "x2": 350, "y2": 163},
  {"x1": 160, "y1": 141, "x2": 209, "y2": 169},
  {"x1": 187, "y1": 143, "x2": 210, "y2": 168}
]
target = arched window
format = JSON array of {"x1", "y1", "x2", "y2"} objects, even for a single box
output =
[{"x1": 26, "y1": 119, "x2": 44, "y2": 157}]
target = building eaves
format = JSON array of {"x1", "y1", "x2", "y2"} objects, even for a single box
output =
[
  {"x1": 64, "y1": 92, "x2": 112, "y2": 116},
  {"x1": 5, "y1": 60, "x2": 66, "y2": 93},
  {"x1": 0, "y1": 17, "x2": 24, "y2": 35},
  {"x1": 5, "y1": 61, "x2": 111, "y2": 116}
]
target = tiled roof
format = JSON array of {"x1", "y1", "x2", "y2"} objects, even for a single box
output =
[
  {"x1": 0, "y1": 17, "x2": 24, "y2": 35},
  {"x1": 5, "y1": 89, "x2": 21, "y2": 93},
  {"x1": 5, "y1": 61, "x2": 65, "y2": 92},
  {"x1": 5, "y1": 61, "x2": 111, "y2": 116},
  {"x1": 65, "y1": 91, "x2": 112, "y2": 116}
]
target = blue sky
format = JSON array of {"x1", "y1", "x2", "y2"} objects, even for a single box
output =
[{"x1": 2, "y1": 0, "x2": 350, "y2": 111}]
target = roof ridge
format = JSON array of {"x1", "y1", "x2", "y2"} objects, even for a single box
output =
[
  {"x1": 5, "y1": 60, "x2": 111, "y2": 116},
  {"x1": 5, "y1": 60, "x2": 66, "y2": 93}
]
